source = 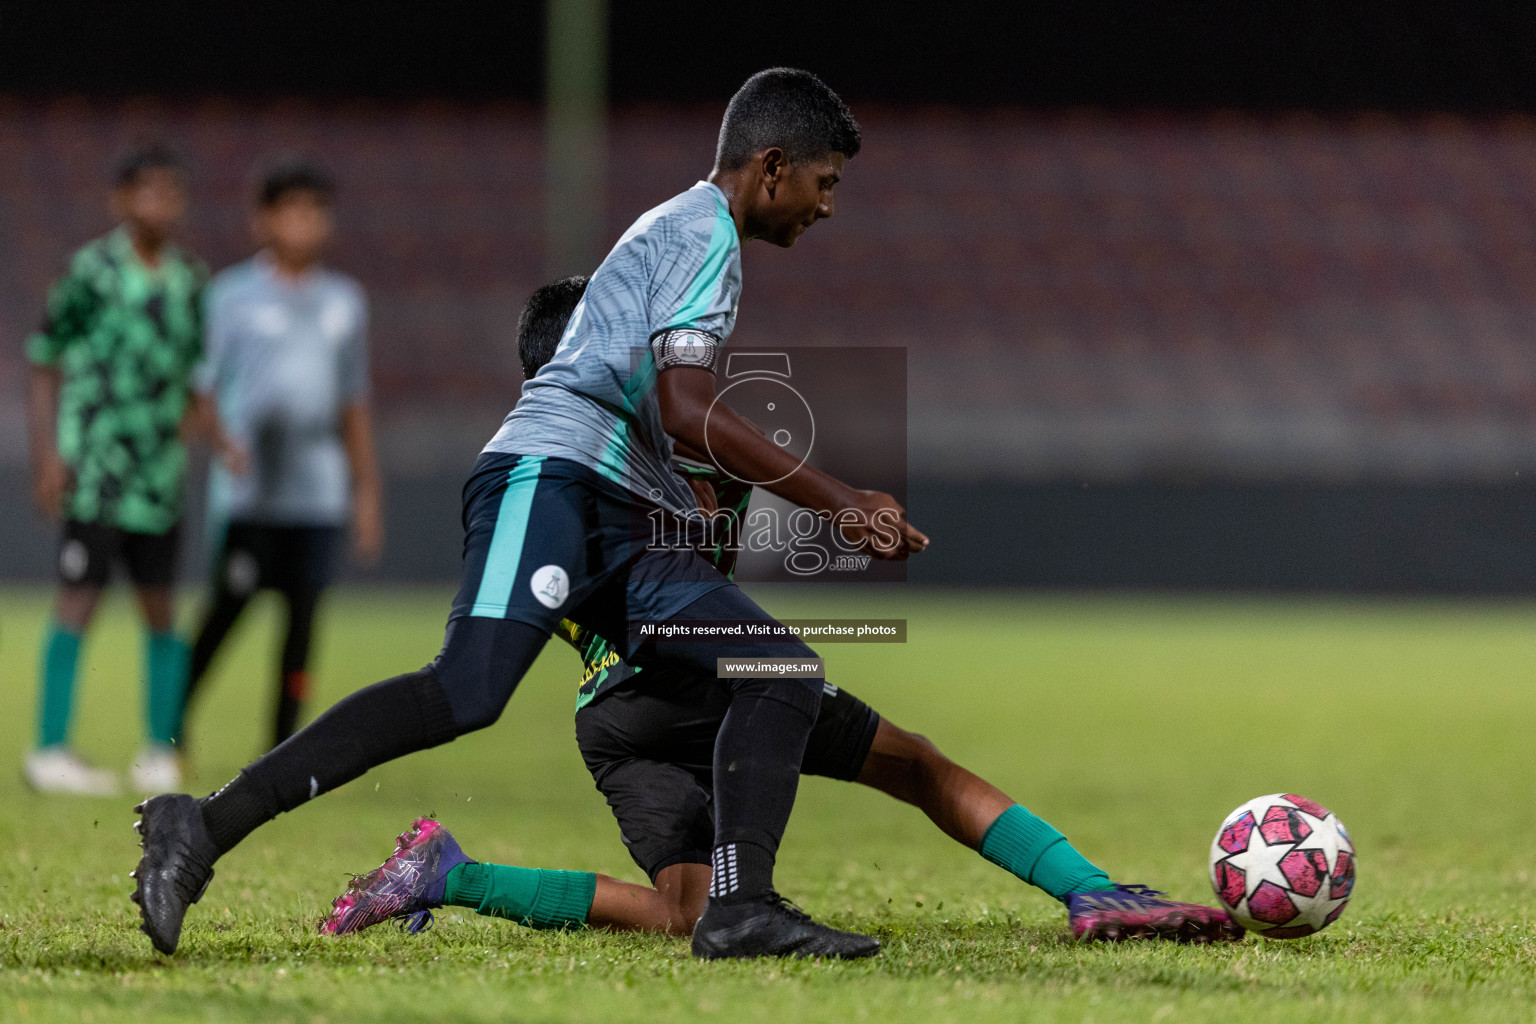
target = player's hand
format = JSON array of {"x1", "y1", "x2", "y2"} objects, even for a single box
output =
[
  {"x1": 32, "y1": 454, "x2": 68, "y2": 520},
  {"x1": 220, "y1": 440, "x2": 250, "y2": 477},
  {"x1": 838, "y1": 489, "x2": 928, "y2": 561},
  {"x1": 686, "y1": 475, "x2": 718, "y2": 514},
  {"x1": 353, "y1": 491, "x2": 385, "y2": 566}
]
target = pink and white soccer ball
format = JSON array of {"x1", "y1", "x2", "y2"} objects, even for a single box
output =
[{"x1": 1209, "y1": 793, "x2": 1356, "y2": 938}]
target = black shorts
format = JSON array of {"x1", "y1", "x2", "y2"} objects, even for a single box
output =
[
  {"x1": 215, "y1": 521, "x2": 344, "y2": 595},
  {"x1": 576, "y1": 672, "x2": 881, "y2": 880},
  {"x1": 59, "y1": 519, "x2": 180, "y2": 587}
]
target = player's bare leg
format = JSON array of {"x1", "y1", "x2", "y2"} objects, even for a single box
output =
[
  {"x1": 856, "y1": 719, "x2": 1241, "y2": 943},
  {"x1": 855, "y1": 720, "x2": 1012, "y2": 845},
  {"x1": 55, "y1": 582, "x2": 102, "y2": 631}
]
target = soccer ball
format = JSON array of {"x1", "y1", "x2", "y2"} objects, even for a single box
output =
[{"x1": 1209, "y1": 793, "x2": 1355, "y2": 938}]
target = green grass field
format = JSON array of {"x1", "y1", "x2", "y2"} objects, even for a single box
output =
[{"x1": 3, "y1": 584, "x2": 1535, "y2": 1023}]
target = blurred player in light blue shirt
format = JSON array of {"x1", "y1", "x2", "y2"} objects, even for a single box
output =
[{"x1": 181, "y1": 160, "x2": 383, "y2": 752}]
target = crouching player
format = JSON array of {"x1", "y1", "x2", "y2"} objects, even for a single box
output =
[{"x1": 318, "y1": 279, "x2": 1242, "y2": 946}]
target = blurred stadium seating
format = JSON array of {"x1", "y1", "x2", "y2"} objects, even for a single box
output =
[{"x1": 5, "y1": 97, "x2": 1536, "y2": 486}]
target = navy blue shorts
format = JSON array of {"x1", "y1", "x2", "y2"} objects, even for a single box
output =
[{"x1": 451, "y1": 452, "x2": 731, "y2": 640}]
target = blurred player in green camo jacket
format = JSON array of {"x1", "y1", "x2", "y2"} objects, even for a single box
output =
[{"x1": 24, "y1": 144, "x2": 220, "y2": 797}]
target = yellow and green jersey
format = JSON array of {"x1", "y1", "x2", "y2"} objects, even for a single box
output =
[
  {"x1": 565, "y1": 461, "x2": 753, "y2": 710},
  {"x1": 27, "y1": 227, "x2": 208, "y2": 533}
]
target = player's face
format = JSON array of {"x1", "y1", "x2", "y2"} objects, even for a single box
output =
[
  {"x1": 764, "y1": 152, "x2": 844, "y2": 248},
  {"x1": 114, "y1": 168, "x2": 188, "y2": 242},
  {"x1": 256, "y1": 191, "x2": 334, "y2": 265}
]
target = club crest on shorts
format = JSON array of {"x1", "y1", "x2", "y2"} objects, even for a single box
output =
[{"x1": 530, "y1": 565, "x2": 570, "y2": 609}]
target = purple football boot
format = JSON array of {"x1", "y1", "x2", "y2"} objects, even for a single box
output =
[
  {"x1": 1067, "y1": 884, "x2": 1244, "y2": 943},
  {"x1": 320, "y1": 818, "x2": 473, "y2": 935}
]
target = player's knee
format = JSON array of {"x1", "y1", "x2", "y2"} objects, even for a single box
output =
[
  {"x1": 672, "y1": 886, "x2": 709, "y2": 935},
  {"x1": 448, "y1": 688, "x2": 508, "y2": 734},
  {"x1": 666, "y1": 893, "x2": 702, "y2": 936},
  {"x1": 433, "y1": 658, "x2": 514, "y2": 733},
  {"x1": 653, "y1": 863, "x2": 710, "y2": 935}
]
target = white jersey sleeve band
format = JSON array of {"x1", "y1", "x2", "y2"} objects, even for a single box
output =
[{"x1": 651, "y1": 327, "x2": 723, "y2": 374}]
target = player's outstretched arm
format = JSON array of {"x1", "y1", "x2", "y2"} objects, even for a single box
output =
[{"x1": 657, "y1": 365, "x2": 928, "y2": 558}]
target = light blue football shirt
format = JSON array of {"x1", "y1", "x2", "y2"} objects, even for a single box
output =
[
  {"x1": 486, "y1": 181, "x2": 741, "y2": 515},
  {"x1": 195, "y1": 254, "x2": 369, "y2": 526}
]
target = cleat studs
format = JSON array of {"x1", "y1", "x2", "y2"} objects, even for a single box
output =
[{"x1": 133, "y1": 802, "x2": 145, "y2": 813}]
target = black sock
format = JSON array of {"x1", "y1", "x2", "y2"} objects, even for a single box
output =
[
  {"x1": 709, "y1": 678, "x2": 821, "y2": 904},
  {"x1": 181, "y1": 587, "x2": 249, "y2": 742},
  {"x1": 200, "y1": 667, "x2": 457, "y2": 853},
  {"x1": 273, "y1": 585, "x2": 319, "y2": 747},
  {"x1": 272, "y1": 676, "x2": 304, "y2": 748},
  {"x1": 709, "y1": 841, "x2": 778, "y2": 904}
]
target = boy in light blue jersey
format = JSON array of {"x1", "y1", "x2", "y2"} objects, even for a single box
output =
[
  {"x1": 487, "y1": 179, "x2": 741, "y2": 517},
  {"x1": 180, "y1": 160, "x2": 382, "y2": 752},
  {"x1": 134, "y1": 68, "x2": 925, "y2": 962}
]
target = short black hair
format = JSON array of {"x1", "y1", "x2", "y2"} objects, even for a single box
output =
[
  {"x1": 518, "y1": 276, "x2": 589, "y2": 380},
  {"x1": 714, "y1": 68, "x2": 861, "y2": 172},
  {"x1": 113, "y1": 143, "x2": 188, "y2": 188},
  {"x1": 255, "y1": 158, "x2": 335, "y2": 207}
]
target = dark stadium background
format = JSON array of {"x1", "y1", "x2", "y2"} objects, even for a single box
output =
[{"x1": 4, "y1": 1, "x2": 1536, "y2": 591}]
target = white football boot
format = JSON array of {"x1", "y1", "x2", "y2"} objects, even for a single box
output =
[
  {"x1": 129, "y1": 745, "x2": 183, "y2": 795},
  {"x1": 23, "y1": 747, "x2": 121, "y2": 796}
]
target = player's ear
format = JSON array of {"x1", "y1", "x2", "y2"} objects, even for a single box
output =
[{"x1": 760, "y1": 147, "x2": 788, "y2": 199}]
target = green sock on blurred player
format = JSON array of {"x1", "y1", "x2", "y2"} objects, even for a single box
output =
[
  {"x1": 37, "y1": 622, "x2": 83, "y2": 748},
  {"x1": 144, "y1": 629, "x2": 187, "y2": 747}
]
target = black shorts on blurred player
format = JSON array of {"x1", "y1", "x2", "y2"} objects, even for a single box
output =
[
  {"x1": 214, "y1": 521, "x2": 344, "y2": 595},
  {"x1": 576, "y1": 673, "x2": 881, "y2": 880},
  {"x1": 58, "y1": 519, "x2": 180, "y2": 587}
]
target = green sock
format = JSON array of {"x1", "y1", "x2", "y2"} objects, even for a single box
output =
[
  {"x1": 37, "y1": 623, "x2": 83, "y2": 748},
  {"x1": 443, "y1": 862, "x2": 596, "y2": 930},
  {"x1": 144, "y1": 630, "x2": 188, "y2": 746},
  {"x1": 979, "y1": 804, "x2": 1115, "y2": 902}
]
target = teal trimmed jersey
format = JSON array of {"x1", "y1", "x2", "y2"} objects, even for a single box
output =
[
  {"x1": 565, "y1": 462, "x2": 753, "y2": 710},
  {"x1": 27, "y1": 227, "x2": 208, "y2": 533},
  {"x1": 486, "y1": 182, "x2": 741, "y2": 518},
  {"x1": 196, "y1": 254, "x2": 370, "y2": 526}
]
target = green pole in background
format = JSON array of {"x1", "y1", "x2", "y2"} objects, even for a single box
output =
[{"x1": 545, "y1": 0, "x2": 608, "y2": 279}]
